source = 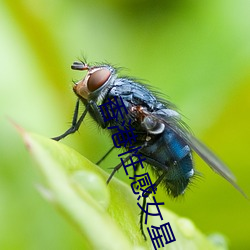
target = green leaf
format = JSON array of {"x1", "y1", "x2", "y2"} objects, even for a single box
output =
[{"x1": 19, "y1": 127, "x2": 227, "y2": 250}]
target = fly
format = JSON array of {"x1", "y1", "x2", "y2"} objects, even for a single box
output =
[{"x1": 52, "y1": 60, "x2": 246, "y2": 239}]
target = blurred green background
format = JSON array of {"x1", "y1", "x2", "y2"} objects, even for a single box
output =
[{"x1": 1, "y1": 0, "x2": 250, "y2": 249}]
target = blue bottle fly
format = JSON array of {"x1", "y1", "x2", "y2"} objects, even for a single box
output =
[{"x1": 52, "y1": 60, "x2": 246, "y2": 238}]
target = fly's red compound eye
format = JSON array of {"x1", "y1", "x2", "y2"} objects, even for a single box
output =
[{"x1": 87, "y1": 68, "x2": 111, "y2": 92}]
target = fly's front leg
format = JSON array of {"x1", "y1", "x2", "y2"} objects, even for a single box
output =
[{"x1": 52, "y1": 99, "x2": 89, "y2": 141}]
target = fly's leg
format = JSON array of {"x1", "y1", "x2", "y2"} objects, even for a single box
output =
[
  {"x1": 107, "y1": 147, "x2": 145, "y2": 184},
  {"x1": 52, "y1": 99, "x2": 107, "y2": 141},
  {"x1": 132, "y1": 142, "x2": 148, "y2": 182},
  {"x1": 52, "y1": 99, "x2": 89, "y2": 141},
  {"x1": 96, "y1": 146, "x2": 115, "y2": 165},
  {"x1": 140, "y1": 171, "x2": 167, "y2": 240},
  {"x1": 133, "y1": 163, "x2": 140, "y2": 179},
  {"x1": 140, "y1": 196, "x2": 147, "y2": 240},
  {"x1": 106, "y1": 155, "x2": 131, "y2": 184}
]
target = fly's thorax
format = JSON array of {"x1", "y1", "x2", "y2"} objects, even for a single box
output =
[{"x1": 73, "y1": 64, "x2": 117, "y2": 104}]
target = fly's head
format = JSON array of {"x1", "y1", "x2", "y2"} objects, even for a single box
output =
[{"x1": 72, "y1": 61, "x2": 116, "y2": 102}]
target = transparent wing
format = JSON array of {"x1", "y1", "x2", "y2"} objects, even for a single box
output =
[{"x1": 149, "y1": 110, "x2": 247, "y2": 198}]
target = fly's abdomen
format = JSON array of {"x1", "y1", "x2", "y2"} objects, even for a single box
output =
[
  {"x1": 162, "y1": 129, "x2": 194, "y2": 196},
  {"x1": 142, "y1": 128, "x2": 194, "y2": 197}
]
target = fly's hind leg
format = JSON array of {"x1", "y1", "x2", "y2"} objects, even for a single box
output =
[{"x1": 139, "y1": 171, "x2": 167, "y2": 240}]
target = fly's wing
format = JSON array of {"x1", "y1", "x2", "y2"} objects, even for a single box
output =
[
  {"x1": 181, "y1": 131, "x2": 248, "y2": 198},
  {"x1": 151, "y1": 110, "x2": 247, "y2": 198}
]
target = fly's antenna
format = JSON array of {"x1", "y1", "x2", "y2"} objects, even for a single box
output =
[{"x1": 71, "y1": 61, "x2": 89, "y2": 71}]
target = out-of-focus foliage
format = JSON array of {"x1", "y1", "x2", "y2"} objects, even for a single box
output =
[
  {"x1": 0, "y1": 0, "x2": 250, "y2": 249},
  {"x1": 16, "y1": 129, "x2": 226, "y2": 250}
]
